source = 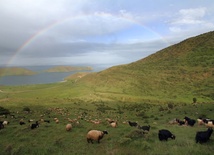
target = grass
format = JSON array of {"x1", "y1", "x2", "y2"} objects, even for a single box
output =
[{"x1": 0, "y1": 91, "x2": 214, "y2": 155}]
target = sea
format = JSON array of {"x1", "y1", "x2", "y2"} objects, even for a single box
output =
[{"x1": 0, "y1": 65, "x2": 107, "y2": 86}]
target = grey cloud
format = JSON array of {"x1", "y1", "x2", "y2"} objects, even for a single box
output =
[
  {"x1": 1, "y1": 0, "x2": 213, "y2": 67},
  {"x1": 15, "y1": 39, "x2": 167, "y2": 66}
]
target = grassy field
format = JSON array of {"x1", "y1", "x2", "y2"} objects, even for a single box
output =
[{"x1": 0, "y1": 83, "x2": 213, "y2": 155}]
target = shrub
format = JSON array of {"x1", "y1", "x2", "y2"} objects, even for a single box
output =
[
  {"x1": 159, "y1": 106, "x2": 165, "y2": 111},
  {"x1": 167, "y1": 110, "x2": 171, "y2": 114},
  {"x1": 193, "y1": 97, "x2": 197, "y2": 103},
  {"x1": 125, "y1": 130, "x2": 145, "y2": 139},
  {"x1": 23, "y1": 107, "x2": 30, "y2": 112},
  {"x1": 0, "y1": 106, "x2": 10, "y2": 115},
  {"x1": 141, "y1": 141, "x2": 151, "y2": 150},
  {"x1": 154, "y1": 117, "x2": 159, "y2": 120},
  {"x1": 167, "y1": 103, "x2": 174, "y2": 109},
  {"x1": 118, "y1": 138, "x2": 132, "y2": 145}
]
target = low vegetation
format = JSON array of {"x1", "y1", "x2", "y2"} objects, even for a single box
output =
[{"x1": 0, "y1": 98, "x2": 213, "y2": 155}]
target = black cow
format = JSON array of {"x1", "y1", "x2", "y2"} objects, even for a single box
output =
[
  {"x1": 128, "y1": 121, "x2": 138, "y2": 127},
  {"x1": 184, "y1": 116, "x2": 196, "y2": 126},
  {"x1": 158, "y1": 129, "x2": 176, "y2": 141},
  {"x1": 196, "y1": 128, "x2": 213, "y2": 143}
]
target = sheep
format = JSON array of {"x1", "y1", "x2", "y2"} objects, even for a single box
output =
[
  {"x1": 203, "y1": 119, "x2": 214, "y2": 128},
  {"x1": 205, "y1": 121, "x2": 214, "y2": 128},
  {"x1": 176, "y1": 119, "x2": 186, "y2": 126},
  {"x1": 86, "y1": 130, "x2": 108, "y2": 144},
  {"x1": 202, "y1": 118, "x2": 211, "y2": 124},
  {"x1": 196, "y1": 128, "x2": 213, "y2": 143},
  {"x1": 67, "y1": 118, "x2": 74, "y2": 123},
  {"x1": 10, "y1": 114, "x2": 16, "y2": 119},
  {"x1": 66, "y1": 124, "x2": 72, "y2": 131},
  {"x1": 110, "y1": 121, "x2": 117, "y2": 128},
  {"x1": 18, "y1": 118, "x2": 26, "y2": 125},
  {"x1": 106, "y1": 118, "x2": 115, "y2": 124},
  {"x1": 55, "y1": 119, "x2": 59, "y2": 123},
  {"x1": 2, "y1": 121, "x2": 9, "y2": 125},
  {"x1": 128, "y1": 121, "x2": 138, "y2": 127},
  {"x1": 138, "y1": 125, "x2": 150, "y2": 133},
  {"x1": 28, "y1": 119, "x2": 34, "y2": 123},
  {"x1": 158, "y1": 129, "x2": 176, "y2": 141},
  {"x1": 184, "y1": 116, "x2": 196, "y2": 126},
  {"x1": 31, "y1": 121, "x2": 39, "y2": 129},
  {"x1": 19, "y1": 119, "x2": 25, "y2": 125},
  {"x1": 168, "y1": 118, "x2": 178, "y2": 125},
  {"x1": 44, "y1": 120, "x2": 50, "y2": 123},
  {"x1": 20, "y1": 122, "x2": 25, "y2": 125},
  {"x1": 197, "y1": 118, "x2": 204, "y2": 125}
]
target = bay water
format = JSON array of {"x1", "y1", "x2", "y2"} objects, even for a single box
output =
[{"x1": 0, "y1": 65, "x2": 106, "y2": 86}]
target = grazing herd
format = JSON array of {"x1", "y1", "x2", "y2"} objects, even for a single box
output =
[
  {"x1": 167, "y1": 116, "x2": 214, "y2": 143},
  {"x1": 0, "y1": 110, "x2": 213, "y2": 145},
  {"x1": 126, "y1": 116, "x2": 213, "y2": 144}
]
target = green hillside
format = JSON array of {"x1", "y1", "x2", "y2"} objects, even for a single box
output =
[
  {"x1": 0, "y1": 67, "x2": 37, "y2": 76},
  {"x1": 72, "y1": 31, "x2": 214, "y2": 103},
  {"x1": 44, "y1": 66, "x2": 93, "y2": 72}
]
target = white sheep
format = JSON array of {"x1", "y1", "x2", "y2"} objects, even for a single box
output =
[
  {"x1": 197, "y1": 118, "x2": 204, "y2": 125},
  {"x1": 66, "y1": 124, "x2": 72, "y2": 131},
  {"x1": 86, "y1": 130, "x2": 108, "y2": 143},
  {"x1": 205, "y1": 121, "x2": 214, "y2": 128},
  {"x1": 2, "y1": 121, "x2": 9, "y2": 125},
  {"x1": 55, "y1": 119, "x2": 59, "y2": 123},
  {"x1": 110, "y1": 121, "x2": 117, "y2": 128},
  {"x1": 203, "y1": 119, "x2": 214, "y2": 128}
]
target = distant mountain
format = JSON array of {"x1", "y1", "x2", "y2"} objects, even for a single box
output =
[
  {"x1": 44, "y1": 66, "x2": 93, "y2": 72},
  {"x1": 0, "y1": 67, "x2": 37, "y2": 76},
  {"x1": 72, "y1": 31, "x2": 214, "y2": 102}
]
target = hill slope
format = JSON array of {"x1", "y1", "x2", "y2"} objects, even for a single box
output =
[
  {"x1": 44, "y1": 66, "x2": 93, "y2": 72},
  {"x1": 73, "y1": 31, "x2": 214, "y2": 102}
]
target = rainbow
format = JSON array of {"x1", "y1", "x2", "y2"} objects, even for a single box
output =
[{"x1": 7, "y1": 13, "x2": 170, "y2": 66}]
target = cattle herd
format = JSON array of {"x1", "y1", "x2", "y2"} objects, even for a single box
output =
[{"x1": 0, "y1": 108, "x2": 214, "y2": 145}]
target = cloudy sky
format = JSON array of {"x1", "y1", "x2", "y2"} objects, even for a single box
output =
[{"x1": 0, "y1": 0, "x2": 214, "y2": 69}]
